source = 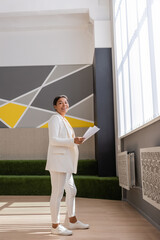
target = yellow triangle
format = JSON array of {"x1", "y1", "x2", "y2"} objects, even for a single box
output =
[
  {"x1": 39, "y1": 117, "x2": 94, "y2": 128},
  {"x1": 0, "y1": 103, "x2": 27, "y2": 128},
  {"x1": 66, "y1": 116, "x2": 94, "y2": 128},
  {"x1": 40, "y1": 122, "x2": 48, "y2": 128}
]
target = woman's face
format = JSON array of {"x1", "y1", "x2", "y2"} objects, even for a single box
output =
[{"x1": 54, "y1": 97, "x2": 69, "y2": 117}]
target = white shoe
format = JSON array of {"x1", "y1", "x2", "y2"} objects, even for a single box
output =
[
  {"x1": 69, "y1": 220, "x2": 89, "y2": 230},
  {"x1": 51, "y1": 224, "x2": 72, "y2": 236}
]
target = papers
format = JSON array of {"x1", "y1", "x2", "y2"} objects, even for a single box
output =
[{"x1": 83, "y1": 126, "x2": 100, "y2": 142}]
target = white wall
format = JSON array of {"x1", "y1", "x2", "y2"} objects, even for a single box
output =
[
  {"x1": 0, "y1": 10, "x2": 94, "y2": 66},
  {"x1": 0, "y1": 0, "x2": 112, "y2": 67},
  {"x1": 94, "y1": 20, "x2": 112, "y2": 48}
]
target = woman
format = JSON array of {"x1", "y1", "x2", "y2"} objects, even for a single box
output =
[{"x1": 45, "y1": 95, "x2": 89, "y2": 236}]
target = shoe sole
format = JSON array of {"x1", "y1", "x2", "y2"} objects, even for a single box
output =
[{"x1": 51, "y1": 232, "x2": 72, "y2": 236}]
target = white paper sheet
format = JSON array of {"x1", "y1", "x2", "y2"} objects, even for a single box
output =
[{"x1": 83, "y1": 126, "x2": 100, "y2": 142}]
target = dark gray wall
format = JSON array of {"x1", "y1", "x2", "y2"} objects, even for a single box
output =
[
  {"x1": 0, "y1": 66, "x2": 54, "y2": 100},
  {"x1": 121, "y1": 120, "x2": 160, "y2": 229},
  {"x1": 93, "y1": 48, "x2": 116, "y2": 177}
]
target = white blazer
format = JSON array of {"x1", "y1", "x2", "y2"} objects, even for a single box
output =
[{"x1": 45, "y1": 112, "x2": 79, "y2": 174}]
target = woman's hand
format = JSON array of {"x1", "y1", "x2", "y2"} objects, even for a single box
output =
[{"x1": 74, "y1": 137, "x2": 85, "y2": 144}]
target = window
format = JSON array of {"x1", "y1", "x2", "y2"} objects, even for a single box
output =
[{"x1": 113, "y1": 0, "x2": 160, "y2": 136}]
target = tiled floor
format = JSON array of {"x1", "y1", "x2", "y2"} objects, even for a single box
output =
[{"x1": 0, "y1": 196, "x2": 159, "y2": 240}]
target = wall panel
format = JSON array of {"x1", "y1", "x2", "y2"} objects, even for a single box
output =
[{"x1": 0, "y1": 65, "x2": 95, "y2": 160}]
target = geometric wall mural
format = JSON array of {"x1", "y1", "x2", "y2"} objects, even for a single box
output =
[{"x1": 0, "y1": 65, "x2": 94, "y2": 128}]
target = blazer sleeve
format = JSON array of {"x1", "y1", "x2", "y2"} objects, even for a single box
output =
[{"x1": 49, "y1": 115, "x2": 75, "y2": 147}]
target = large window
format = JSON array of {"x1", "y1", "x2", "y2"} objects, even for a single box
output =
[{"x1": 113, "y1": 0, "x2": 160, "y2": 136}]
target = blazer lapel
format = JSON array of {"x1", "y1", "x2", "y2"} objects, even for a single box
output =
[
  {"x1": 63, "y1": 117, "x2": 74, "y2": 138},
  {"x1": 54, "y1": 112, "x2": 74, "y2": 138}
]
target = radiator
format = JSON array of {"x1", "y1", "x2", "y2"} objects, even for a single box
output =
[
  {"x1": 140, "y1": 147, "x2": 160, "y2": 210},
  {"x1": 117, "y1": 151, "x2": 135, "y2": 190}
]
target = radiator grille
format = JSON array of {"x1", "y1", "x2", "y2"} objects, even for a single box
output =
[
  {"x1": 117, "y1": 151, "x2": 135, "y2": 190},
  {"x1": 140, "y1": 147, "x2": 160, "y2": 210}
]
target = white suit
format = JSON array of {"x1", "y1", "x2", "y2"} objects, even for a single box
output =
[
  {"x1": 45, "y1": 112, "x2": 79, "y2": 174},
  {"x1": 45, "y1": 112, "x2": 79, "y2": 223}
]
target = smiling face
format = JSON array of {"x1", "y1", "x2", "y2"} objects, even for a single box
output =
[{"x1": 54, "y1": 97, "x2": 69, "y2": 117}]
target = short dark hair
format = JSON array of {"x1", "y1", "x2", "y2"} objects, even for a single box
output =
[{"x1": 53, "y1": 95, "x2": 68, "y2": 106}]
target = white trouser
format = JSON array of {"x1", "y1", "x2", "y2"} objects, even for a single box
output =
[{"x1": 50, "y1": 171, "x2": 77, "y2": 224}]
